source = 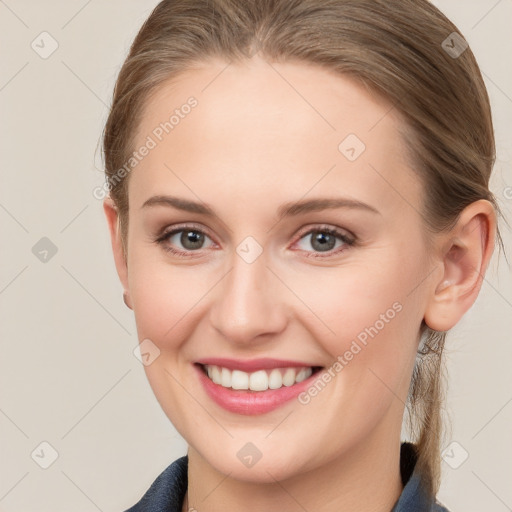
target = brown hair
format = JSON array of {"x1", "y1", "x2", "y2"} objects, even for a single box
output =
[{"x1": 102, "y1": 0, "x2": 505, "y2": 497}]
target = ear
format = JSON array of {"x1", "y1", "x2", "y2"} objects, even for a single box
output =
[
  {"x1": 103, "y1": 196, "x2": 130, "y2": 296},
  {"x1": 424, "y1": 199, "x2": 496, "y2": 332}
]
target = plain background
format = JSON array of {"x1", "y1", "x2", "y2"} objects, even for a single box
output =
[{"x1": 0, "y1": 1, "x2": 511, "y2": 510}]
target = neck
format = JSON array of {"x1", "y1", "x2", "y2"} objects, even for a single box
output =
[{"x1": 184, "y1": 428, "x2": 403, "y2": 512}]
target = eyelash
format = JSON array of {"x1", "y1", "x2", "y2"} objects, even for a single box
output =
[{"x1": 154, "y1": 223, "x2": 356, "y2": 259}]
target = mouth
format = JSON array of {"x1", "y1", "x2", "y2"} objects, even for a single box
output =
[
  {"x1": 193, "y1": 359, "x2": 324, "y2": 415},
  {"x1": 198, "y1": 363, "x2": 323, "y2": 391}
]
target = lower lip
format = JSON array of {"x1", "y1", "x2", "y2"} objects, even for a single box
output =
[{"x1": 194, "y1": 364, "x2": 321, "y2": 415}]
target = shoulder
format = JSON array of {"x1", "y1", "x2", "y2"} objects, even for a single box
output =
[{"x1": 123, "y1": 455, "x2": 188, "y2": 512}]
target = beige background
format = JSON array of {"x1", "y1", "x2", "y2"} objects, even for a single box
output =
[{"x1": 0, "y1": 1, "x2": 511, "y2": 510}]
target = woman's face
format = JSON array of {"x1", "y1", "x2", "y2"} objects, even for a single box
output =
[{"x1": 115, "y1": 56, "x2": 437, "y2": 481}]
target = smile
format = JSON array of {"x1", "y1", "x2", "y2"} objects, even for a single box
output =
[
  {"x1": 203, "y1": 364, "x2": 314, "y2": 391},
  {"x1": 194, "y1": 359, "x2": 323, "y2": 415}
]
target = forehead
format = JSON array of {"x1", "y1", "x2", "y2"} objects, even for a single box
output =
[{"x1": 129, "y1": 56, "x2": 421, "y2": 216}]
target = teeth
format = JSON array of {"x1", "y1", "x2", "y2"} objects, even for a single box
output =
[
  {"x1": 211, "y1": 366, "x2": 222, "y2": 384},
  {"x1": 249, "y1": 370, "x2": 268, "y2": 391},
  {"x1": 295, "y1": 368, "x2": 309, "y2": 383},
  {"x1": 221, "y1": 367, "x2": 231, "y2": 387},
  {"x1": 203, "y1": 365, "x2": 313, "y2": 391},
  {"x1": 268, "y1": 369, "x2": 282, "y2": 389},
  {"x1": 282, "y1": 368, "x2": 296, "y2": 386},
  {"x1": 231, "y1": 370, "x2": 249, "y2": 390}
]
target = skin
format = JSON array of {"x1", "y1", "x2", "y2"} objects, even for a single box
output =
[{"x1": 104, "y1": 55, "x2": 496, "y2": 512}]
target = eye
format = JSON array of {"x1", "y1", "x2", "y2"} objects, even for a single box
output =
[
  {"x1": 155, "y1": 224, "x2": 215, "y2": 258},
  {"x1": 292, "y1": 225, "x2": 355, "y2": 258},
  {"x1": 154, "y1": 223, "x2": 356, "y2": 259}
]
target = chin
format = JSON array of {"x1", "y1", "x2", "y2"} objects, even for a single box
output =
[{"x1": 196, "y1": 440, "x2": 315, "y2": 484}]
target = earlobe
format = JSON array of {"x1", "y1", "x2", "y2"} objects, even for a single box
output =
[
  {"x1": 123, "y1": 291, "x2": 133, "y2": 310},
  {"x1": 103, "y1": 196, "x2": 130, "y2": 295},
  {"x1": 424, "y1": 200, "x2": 496, "y2": 332}
]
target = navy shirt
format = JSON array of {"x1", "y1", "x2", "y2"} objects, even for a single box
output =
[{"x1": 125, "y1": 442, "x2": 450, "y2": 511}]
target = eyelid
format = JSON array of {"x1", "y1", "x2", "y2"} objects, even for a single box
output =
[
  {"x1": 293, "y1": 223, "x2": 355, "y2": 243},
  {"x1": 158, "y1": 221, "x2": 354, "y2": 238},
  {"x1": 157, "y1": 222, "x2": 216, "y2": 242},
  {"x1": 155, "y1": 222, "x2": 356, "y2": 258}
]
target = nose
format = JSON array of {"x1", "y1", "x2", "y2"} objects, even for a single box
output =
[{"x1": 208, "y1": 248, "x2": 288, "y2": 345}]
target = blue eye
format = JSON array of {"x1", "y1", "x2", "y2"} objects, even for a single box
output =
[{"x1": 155, "y1": 224, "x2": 355, "y2": 259}]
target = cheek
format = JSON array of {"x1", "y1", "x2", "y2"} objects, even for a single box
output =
[
  {"x1": 130, "y1": 265, "x2": 208, "y2": 344},
  {"x1": 300, "y1": 254, "x2": 421, "y2": 402},
  {"x1": 299, "y1": 258, "x2": 416, "y2": 353},
  {"x1": 127, "y1": 239, "x2": 224, "y2": 360}
]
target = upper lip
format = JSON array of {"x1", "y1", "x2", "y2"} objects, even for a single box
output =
[{"x1": 195, "y1": 357, "x2": 320, "y2": 372}]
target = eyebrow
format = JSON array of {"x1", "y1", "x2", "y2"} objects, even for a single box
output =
[{"x1": 141, "y1": 195, "x2": 380, "y2": 219}]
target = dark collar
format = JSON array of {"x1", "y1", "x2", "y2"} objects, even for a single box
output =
[
  {"x1": 391, "y1": 442, "x2": 449, "y2": 512},
  {"x1": 125, "y1": 443, "x2": 449, "y2": 511}
]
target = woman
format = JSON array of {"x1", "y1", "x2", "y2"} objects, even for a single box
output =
[{"x1": 101, "y1": 1, "x2": 505, "y2": 510}]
